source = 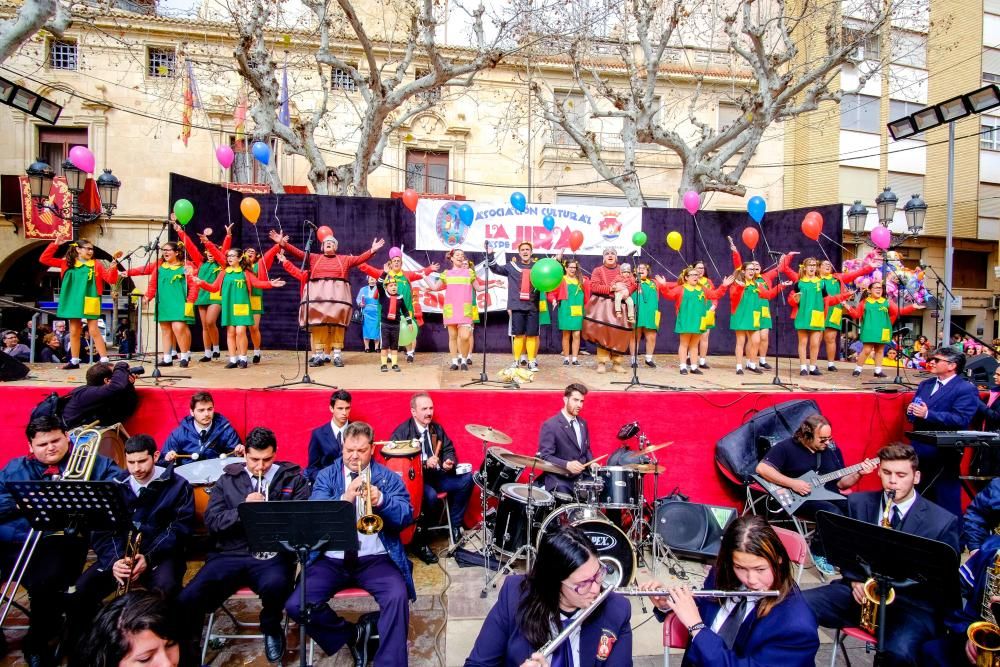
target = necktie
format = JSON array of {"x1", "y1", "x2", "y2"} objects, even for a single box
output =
[
  {"x1": 422, "y1": 430, "x2": 433, "y2": 459},
  {"x1": 199, "y1": 429, "x2": 209, "y2": 443},
  {"x1": 931, "y1": 380, "x2": 943, "y2": 396},
  {"x1": 42, "y1": 465, "x2": 60, "y2": 478},
  {"x1": 890, "y1": 506, "x2": 902, "y2": 529},
  {"x1": 334, "y1": 428, "x2": 343, "y2": 451},
  {"x1": 551, "y1": 612, "x2": 577, "y2": 667},
  {"x1": 716, "y1": 597, "x2": 749, "y2": 649},
  {"x1": 571, "y1": 419, "x2": 582, "y2": 450}
]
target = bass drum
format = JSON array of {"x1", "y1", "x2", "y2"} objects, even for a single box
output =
[{"x1": 536, "y1": 503, "x2": 636, "y2": 584}]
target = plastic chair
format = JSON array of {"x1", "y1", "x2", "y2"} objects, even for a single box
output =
[
  {"x1": 830, "y1": 625, "x2": 878, "y2": 666},
  {"x1": 307, "y1": 587, "x2": 375, "y2": 662},
  {"x1": 773, "y1": 525, "x2": 809, "y2": 584},
  {"x1": 201, "y1": 587, "x2": 270, "y2": 665},
  {"x1": 426, "y1": 490, "x2": 456, "y2": 547},
  {"x1": 661, "y1": 611, "x2": 690, "y2": 667}
]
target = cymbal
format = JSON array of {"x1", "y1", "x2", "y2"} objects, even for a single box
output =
[
  {"x1": 465, "y1": 424, "x2": 513, "y2": 445},
  {"x1": 502, "y1": 452, "x2": 568, "y2": 476},
  {"x1": 643, "y1": 441, "x2": 673, "y2": 455},
  {"x1": 624, "y1": 463, "x2": 666, "y2": 474}
]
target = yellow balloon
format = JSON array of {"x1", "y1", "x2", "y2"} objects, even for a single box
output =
[{"x1": 666, "y1": 231, "x2": 683, "y2": 251}]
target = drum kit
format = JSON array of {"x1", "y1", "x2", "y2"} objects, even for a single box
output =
[{"x1": 455, "y1": 423, "x2": 677, "y2": 596}]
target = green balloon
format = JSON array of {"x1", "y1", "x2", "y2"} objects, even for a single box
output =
[
  {"x1": 530, "y1": 258, "x2": 565, "y2": 293},
  {"x1": 398, "y1": 317, "x2": 419, "y2": 347},
  {"x1": 173, "y1": 199, "x2": 194, "y2": 226},
  {"x1": 632, "y1": 231, "x2": 648, "y2": 247}
]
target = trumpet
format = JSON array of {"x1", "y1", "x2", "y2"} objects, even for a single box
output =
[
  {"x1": 616, "y1": 586, "x2": 780, "y2": 600},
  {"x1": 117, "y1": 531, "x2": 143, "y2": 597},
  {"x1": 357, "y1": 467, "x2": 383, "y2": 535},
  {"x1": 251, "y1": 471, "x2": 278, "y2": 560}
]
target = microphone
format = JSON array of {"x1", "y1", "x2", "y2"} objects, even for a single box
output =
[{"x1": 893, "y1": 326, "x2": 911, "y2": 336}]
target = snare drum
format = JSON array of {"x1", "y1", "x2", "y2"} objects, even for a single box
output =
[
  {"x1": 378, "y1": 444, "x2": 424, "y2": 545},
  {"x1": 573, "y1": 476, "x2": 605, "y2": 505},
  {"x1": 175, "y1": 457, "x2": 245, "y2": 532},
  {"x1": 536, "y1": 503, "x2": 636, "y2": 584},
  {"x1": 595, "y1": 466, "x2": 642, "y2": 509},
  {"x1": 474, "y1": 447, "x2": 524, "y2": 497},
  {"x1": 492, "y1": 483, "x2": 554, "y2": 558}
]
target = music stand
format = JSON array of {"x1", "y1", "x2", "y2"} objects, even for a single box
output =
[
  {"x1": 240, "y1": 500, "x2": 357, "y2": 667},
  {"x1": 815, "y1": 511, "x2": 960, "y2": 666}
]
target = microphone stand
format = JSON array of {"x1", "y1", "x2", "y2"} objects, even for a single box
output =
[
  {"x1": 922, "y1": 262, "x2": 960, "y2": 344},
  {"x1": 268, "y1": 223, "x2": 336, "y2": 389},
  {"x1": 463, "y1": 246, "x2": 516, "y2": 389},
  {"x1": 114, "y1": 241, "x2": 150, "y2": 362}
]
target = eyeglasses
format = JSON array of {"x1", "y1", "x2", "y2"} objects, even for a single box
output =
[
  {"x1": 564, "y1": 563, "x2": 610, "y2": 594},
  {"x1": 817, "y1": 436, "x2": 833, "y2": 443},
  {"x1": 928, "y1": 358, "x2": 954, "y2": 364}
]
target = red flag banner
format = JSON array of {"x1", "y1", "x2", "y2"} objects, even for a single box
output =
[{"x1": 19, "y1": 175, "x2": 72, "y2": 239}]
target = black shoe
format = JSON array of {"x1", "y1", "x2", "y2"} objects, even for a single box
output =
[
  {"x1": 759, "y1": 361, "x2": 772, "y2": 369},
  {"x1": 800, "y1": 369, "x2": 809, "y2": 376},
  {"x1": 309, "y1": 357, "x2": 323, "y2": 367},
  {"x1": 333, "y1": 356, "x2": 344, "y2": 368},
  {"x1": 460, "y1": 362, "x2": 467, "y2": 371},
  {"x1": 563, "y1": 358, "x2": 570, "y2": 366},
  {"x1": 381, "y1": 364, "x2": 388, "y2": 373},
  {"x1": 680, "y1": 368, "x2": 689, "y2": 375},
  {"x1": 827, "y1": 365, "x2": 838, "y2": 372},
  {"x1": 238, "y1": 360, "x2": 248, "y2": 369},
  {"x1": 198, "y1": 355, "x2": 212, "y2": 362},
  {"x1": 253, "y1": 354, "x2": 261, "y2": 364},
  {"x1": 364, "y1": 348, "x2": 372, "y2": 353},
  {"x1": 263, "y1": 631, "x2": 285, "y2": 663},
  {"x1": 212, "y1": 350, "x2": 221, "y2": 359},
  {"x1": 748, "y1": 365, "x2": 763, "y2": 374},
  {"x1": 61, "y1": 362, "x2": 80, "y2": 370},
  {"x1": 156, "y1": 360, "x2": 173, "y2": 367},
  {"x1": 412, "y1": 543, "x2": 438, "y2": 565},
  {"x1": 179, "y1": 358, "x2": 189, "y2": 368},
  {"x1": 873, "y1": 371, "x2": 887, "y2": 378},
  {"x1": 224, "y1": 361, "x2": 238, "y2": 369},
  {"x1": 699, "y1": 362, "x2": 710, "y2": 370},
  {"x1": 392, "y1": 364, "x2": 401, "y2": 372},
  {"x1": 645, "y1": 359, "x2": 656, "y2": 368},
  {"x1": 571, "y1": 359, "x2": 581, "y2": 366},
  {"x1": 519, "y1": 359, "x2": 528, "y2": 367},
  {"x1": 809, "y1": 369, "x2": 822, "y2": 376},
  {"x1": 347, "y1": 622, "x2": 364, "y2": 667},
  {"x1": 690, "y1": 367, "x2": 703, "y2": 375},
  {"x1": 407, "y1": 353, "x2": 415, "y2": 363},
  {"x1": 736, "y1": 368, "x2": 744, "y2": 375},
  {"x1": 852, "y1": 369, "x2": 862, "y2": 377},
  {"x1": 450, "y1": 362, "x2": 459, "y2": 370}
]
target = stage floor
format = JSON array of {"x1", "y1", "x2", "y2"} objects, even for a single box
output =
[{"x1": 13, "y1": 350, "x2": 929, "y2": 392}]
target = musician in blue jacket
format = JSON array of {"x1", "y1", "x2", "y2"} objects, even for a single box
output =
[
  {"x1": 465, "y1": 525, "x2": 632, "y2": 667},
  {"x1": 160, "y1": 391, "x2": 244, "y2": 465},
  {"x1": 304, "y1": 389, "x2": 353, "y2": 483},
  {"x1": 906, "y1": 347, "x2": 980, "y2": 516},
  {"x1": 643, "y1": 514, "x2": 819, "y2": 667},
  {"x1": 286, "y1": 421, "x2": 414, "y2": 665},
  {"x1": 962, "y1": 477, "x2": 1000, "y2": 553},
  {"x1": 0, "y1": 415, "x2": 121, "y2": 665}
]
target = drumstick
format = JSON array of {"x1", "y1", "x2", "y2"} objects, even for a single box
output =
[
  {"x1": 583, "y1": 453, "x2": 610, "y2": 467},
  {"x1": 173, "y1": 453, "x2": 200, "y2": 461}
]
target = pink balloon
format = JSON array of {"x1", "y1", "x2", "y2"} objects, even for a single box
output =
[
  {"x1": 871, "y1": 225, "x2": 892, "y2": 250},
  {"x1": 68, "y1": 146, "x2": 95, "y2": 174},
  {"x1": 215, "y1": 145, "x2": 235, "y2": 169},
  {"x1": 683, "y1": 190, "x2": 700, "y2": 216}
]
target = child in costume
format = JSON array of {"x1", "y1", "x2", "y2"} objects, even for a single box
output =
[
  {"x1": 191, "y1": 247, "x2": 284, "y2": 368},
  {"x1": 656, "y1": 266, "x2": 733, "y2": 375},
  {"x1": 614, "y1": 263, "x2": 637, "y2": 324},
  {"x1": 487, "y1": 241, "x2": 551, "y2": 371},
  {"x1": 727, "y1": 258, "x2": 790, "y2": 375},
  {"x1": 842, "y1": 280, "x2": 921, "y2": 377},
  {"x1": 551, "y1": 258, "x2": 590, "y2": 366},
  {"x1": 730, "y1": 241, "x2": 787, "y2": 370},
  {"x1": 356, "y1": 275, "x2": 381, "y2": 352},
  {"x1": 359, "y1": 247, "x2": 438, "y2": 363},
  {"x1": 690, "y1": 260, "x2": 718, "y2": 370},
  {"x1": 428, "y1": 249, "x2": 483, "y2": 371},
  {"x1": 242, "y1": 245, "x2": 281, "y2": 364},
  {"x1": 633, "y1": 263, "x2": 661, "y2": 367},
  {"x1": 374, "y1": 272, "x2": 412, "y2": 372},
  {"x1": 782, "y1": 256, "x2": 853, "y2": 376},
  {"x1": 39, "y1": 236, "x2": 119, "y2": 369},
  {"x1": 193, "y1": 227, "x2": 231, "y2": 362},
  {"x1": 816, "y1": 258, "x2": 874, "y2": 371}
]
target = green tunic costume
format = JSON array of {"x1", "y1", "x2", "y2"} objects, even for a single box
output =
[
  {"x1": 195, "y1": 262, "x2": 223, "y2": 307},
  {"x1": 249, "y1": 261, "x2": 265, "y2": 315},
  {"x1": 858, "y1": 297, "x2": 892, "y2": 344},
  {"x1": 539, "y1": 293, "x2": 551, "y2": 326},
  {"x1": 157, "y1": 263, "x2": 195, "y2": 324},
  {"x1": 58, "y1": 260, "x2": 102, "y2": 320},
  {"x1": 821, "y1": 275, "x2": 846, "y2": 330},
  {"x1": 557, "y1": 278, "x2": 585, "y2": 332},
  {"x1": 731, "y1": 280, "x2": 766, "y2": 331},
  {"x1": 676, "y1": 285, "x2": 710, "y2": 335},
  {"x1": 635, "y1": 279, "x2": 661, "y2": 331},
  {"x1": 697, "y1": 276, "x2": 717, "y2": 330},
  {"x1": 793, "y1": 277, "x2": 826, "y2": 331},
  {"x1": 220, "y1": 268, "x2": 255, "y2": 327}
]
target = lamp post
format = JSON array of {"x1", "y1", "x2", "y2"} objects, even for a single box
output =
[
  {"x1": 25, "y1": 157, "x2": 121, "y2": 238},
  {"x1": 846, "y1": 187, "x2": 925, "y2": 247}
]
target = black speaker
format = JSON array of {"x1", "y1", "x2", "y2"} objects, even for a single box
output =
[
  {"x1": 966, "y1": 355, "x2": 999, "y2": 388},
  {"x1": 655, "y1": 500, "x2": 738, "y2": 560}
]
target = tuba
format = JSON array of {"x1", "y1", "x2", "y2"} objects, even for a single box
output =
[
  {"x1": 357, "y1": 467, "x2": 383, "y2": 535},
  {"x1": 968, "y1": 551, "x2": 1000, "y2": 666},
  {"x1": 0, "y1": 421, "x2": 103, "y2": 625}
]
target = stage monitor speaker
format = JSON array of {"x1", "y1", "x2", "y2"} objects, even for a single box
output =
[
  {"x1": 966, "y1": 355, "x2": 998, "y2": 388},
  {"x1": 655, "y1": 499, "x2": 737, "y2": 560}
]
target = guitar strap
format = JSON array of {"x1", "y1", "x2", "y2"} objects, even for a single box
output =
[{"x1": 814, "y1": 451, "x2": 822, "y2": 473}]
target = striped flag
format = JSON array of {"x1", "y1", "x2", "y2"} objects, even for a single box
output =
[
  {"x1": 278, "y1": 65, "x2": 290, "y2": 126},
  {"x1": 181, "y1": 61, "x2": 194, "y2": 146},
  {"x1": 233, "y1": 93, "x2": 247, "y2": 149}
]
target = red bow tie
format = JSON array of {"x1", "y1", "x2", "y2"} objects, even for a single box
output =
[{"x1": 43, "y1": 466, "x2": 60, "y2": 477}]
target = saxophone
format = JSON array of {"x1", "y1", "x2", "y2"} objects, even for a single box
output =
[
  {"x1": 968, "y1": 551, "x2": 1000, "y2": 666},
  {"x1": 860, "y1": 491, "x2": 898, "y2": 633}
]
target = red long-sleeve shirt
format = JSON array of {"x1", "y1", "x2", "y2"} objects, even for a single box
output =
[
  {"x1": 40, "y1": 242, "x2": 119, "y2": 290},
  {"x1": 589, "y1": 265, "x2": 636, "y2": 296}
]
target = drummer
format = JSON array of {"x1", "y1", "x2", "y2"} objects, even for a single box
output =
[
  {"x1": 390, "y1": 392, "x2": 473, "y2": 565},
  {"x1": 160, "y1": 391, "x2": 245, "y2": 465},
  {"x1": 537, "y1": 383, "x2": 594, "y2": 496}
]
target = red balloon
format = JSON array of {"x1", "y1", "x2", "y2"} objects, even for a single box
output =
[
  {"x1": 569, "y1": 230, "x2": 584, "y2": 252},
  {"x1": 402, "y1": 188, "x2": 419, "y2": 212},
  {"x1": 801, "y1": 211, "x2": 823, "y2": 241},
  {"x1": 741, "y1": 227, "x2": 759, "y2": 251},
  {"x1": 317, "y1": 225, "x2": 333, "y2": 241}
]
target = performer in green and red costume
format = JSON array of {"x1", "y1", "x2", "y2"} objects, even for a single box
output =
[
  {"x1": 656, "y1": 266, "x2": 733, "y2": 376},
  {"x1": 782, "y1": 256, "x2": 853, "y2": 377},
  {"x1": 193, "y1": 227, "x2": 231, "y2": 362},
  {"x1": 726, "y1": 255, "x2": 790, "y2": 375},
  {"x1": 842, "y1": 279, "x2": 921, "y2": 377},
  {"x1": 551, "y1": 258, "x2": 590, "y2": 367},
  {"x1": 39, "y1": 235, "x2": 119, "y2": 369},
  {"x1": 633, "y1": 263, "x2": 661, "y2": 368}
]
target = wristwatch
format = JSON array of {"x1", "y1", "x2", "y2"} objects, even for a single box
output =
[{"x1": 686, "y1": 622, "x2": 706, "y2": 635}]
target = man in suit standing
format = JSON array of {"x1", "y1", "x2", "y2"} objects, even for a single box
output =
[
  {"x1": 390, "y1": 392, "x2": 473, "y2": 564},
  {"x1": 286, "y1": 421, "x2": 414, "y2": 666},
  {"x1": 537, "y1": 383, "x2": 594, "y2": 495},
  {"x1": 906, "y1": 346, "x2": 980, "y2": 517},
  {"x1": 305, "y1": 389, "x2": 353, "y2": 483},
  {"x1": 803, "y1": 443, "x2": 960, "y2": 667}
]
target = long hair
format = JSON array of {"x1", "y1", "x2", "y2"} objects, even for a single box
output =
[
  {"x1": 793, "y1": 414, "x2": 830, "y2": 446},
  {"x1": 227, "y1": 247, "x2": 254, "y2": 271},
  {"x1": 71, "y1": 590, "x2": 179, "y2": 667},
  {"x1": 65, "y1": 239, "x2": 93, "y2": 266},
  {"x1": 519, "y1": 525, "x2": 598, "y2": 647},
  {"x1": 713, "y1": 515, "x2": 793, "y2": 618}
]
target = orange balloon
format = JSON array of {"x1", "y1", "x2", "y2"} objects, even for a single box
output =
[
  {"x1": 402, "y1": 189, "x2": 419, "y2": 213},
  {"x1": 240, "y1": 197, "x2": 261, "y2": 224},
  {"x1": 801, "y1": 211, "x2": 823, "y2": 241},
  {"x1": 741, "y1": 226, "x2": 759, "y2": 251},
  {"x1": 569, "y1": 230, "x2": 584, "y2": 252}
]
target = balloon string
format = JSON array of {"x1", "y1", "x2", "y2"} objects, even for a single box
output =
[
  {"x1": 820, "y1": 232, "x2": 856, "y2": 258},
  {"x1": 756, "y1": 219, "x2": 774, "y2": 256},
  {"x1": 645, "y1": 253, "x2": 678, "y2": 279},
  {"x1": 691, "y1": 214, "x2": 723, "y2": 279}
]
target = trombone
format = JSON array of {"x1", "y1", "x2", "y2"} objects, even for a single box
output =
[
  {"x1": 357, "y1": 467, "x2": 383, "y2": 535},
  {"x1": 117, "y1": 531, "x2": 143, "y2": 597}
]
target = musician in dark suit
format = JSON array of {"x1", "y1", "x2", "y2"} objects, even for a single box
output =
[
  {"x1": 642, "y1": 515, "x2": 820, "y2": 667},
  {"x1": 906, "y1": 347, "x2": 980, "y2": 517},
  {"x1": 389, "y1": 392, "x2": 473, "y2": 564},
  {"x1": 537, "y1": 384, "x2": 593, "y2": 495},
  {"x1": 304, "y1": 389, "x2": 353, "y2": 482},
  {"x1": 803, "y1": 443, "x2": 960, "y2": 667},
  {"x1": 465, "y1": 525, "x2": 632, "y2": 667},
  {"x1": 286, "y1": 421, "x2": 415, "y2": 666}
]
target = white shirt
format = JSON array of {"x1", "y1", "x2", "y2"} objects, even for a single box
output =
[
  {"x1": 562, "y1": 411, "x2": 583, "y2": 450},
  {"x1": 931, "y1": 374, "x2": 957, "y2": 395},
  {"x1": 709, "y1": 596, "x2": 758, "y2": 633},
  {"x1": 329, "y1": 420, "x2": 348, "y2": 444},
  {"x1": 553, "y1": 611, "x2": 581, "y2": 667},
  {"x1": 325, "y1": 465, "x2": 388, "y2": 559},
  {"x1": 129, "y1": 466, "x2": 165, "y2": 496},
  {"x1": 881, "y1": 491, "x2": 918, "y2": 524},
  {"x1": 416, "y1": 423, "x2": 433, "y2": 461}
]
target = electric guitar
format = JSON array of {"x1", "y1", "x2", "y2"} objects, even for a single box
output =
[{"x1": 752, "y1": 457, "x2": 880, "y2": 514}]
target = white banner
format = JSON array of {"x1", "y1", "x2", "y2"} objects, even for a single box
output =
[
  {"x1": 402, "y1": 250, "x2": 509, "y2": 314},
  {"x1": 415, "y1": 200, "x2": 643, "y2": 256}
]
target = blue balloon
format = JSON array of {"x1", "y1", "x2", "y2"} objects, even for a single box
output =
[
  {"x1": 542, "y1": 214, "x2": 555, "y2": 231},
  {"x1": 458, "y1": 204, "x2": 475, "y2": 226},
  {"x1": 251, "y1": 141, "x2": 271, "y2": 166},
  {"x1": 510, "y1": 192, "x2": 527, "y2": 213},
  {"x1": 747, "y1": 195, "x2": 766, "y2": 224}
]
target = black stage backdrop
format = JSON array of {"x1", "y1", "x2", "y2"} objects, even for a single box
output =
[{"x1": 168, "y1": 173, "x2": 843, "y2": 357}]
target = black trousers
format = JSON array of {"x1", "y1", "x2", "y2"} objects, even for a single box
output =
[{"x1": 381, "y1": 321, "x2": 401, "y2": 351}]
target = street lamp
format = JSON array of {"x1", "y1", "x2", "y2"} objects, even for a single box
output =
[
  {"x1": 875, "y1": 186, "x2": 898, "y2": 225},
  {"x1": 846, "y1": 187, "x2": 924, "y2": 247},
  {"x1": 903, "y1": 193, "x2": 927, "y2": 236},
  {"x1": 26, "y1": 157, "x2": 121, "y2": 238},
  {"x1": 847, "y1": 200, "x2": 868, "y2": 238}
]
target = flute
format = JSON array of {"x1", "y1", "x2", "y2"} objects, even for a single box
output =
[{"x1": 616, "y1": 587, "x2": 780, "y2": 599}]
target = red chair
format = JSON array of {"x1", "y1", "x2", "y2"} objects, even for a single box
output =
[
  {"x1": 830, "y1": 625, "x2": 877, "y2": 666},
  {"x1": 773, "y1": 525, "x2": 809, "y2": 585},
  {"x1": 661, "y1": 610, "x2": 690, "y2": 666},
  {"x1": 201, "y1": 587, "x2": 273, "y2": 665},
  {"x1": 306, "y1": 587, "x2": 375, "y2": 662}
]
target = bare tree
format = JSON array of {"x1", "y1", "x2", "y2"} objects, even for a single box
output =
[
  {"x1": 530, "y1": 0, "x2": 928, "y2": 205},
  {"x1": 0, "y1": 0, "x2": 71, "y2": 65},
  {"x1": 230, "y1": 0, "x2": 510, "y2": 195}
]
